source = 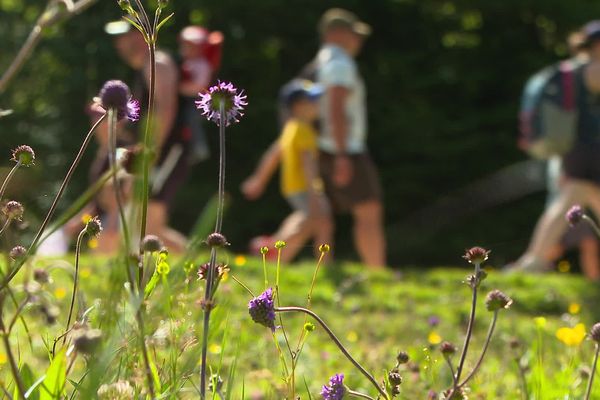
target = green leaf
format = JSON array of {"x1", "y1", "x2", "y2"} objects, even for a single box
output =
[
  {"x1": 39, "y1": 348, "x2": 67, "y2": 400},
  {"x1": 148, "y1": 353, "x2": 162, "y2": 393},
  {"x1": 144, "y1": 270, "x2": 161, "y2": 300},
  {"x1": 14, "y1": 363, "x2": 39, "y2": 400},
  {"x1": 156, "y1": 12, "x2": 174, "y2": 33}
]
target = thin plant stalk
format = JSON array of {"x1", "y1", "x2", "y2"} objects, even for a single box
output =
[
  {"x1": 585, "y1": 343, "x2": 600, "y2": 400},
  {"x1": 276, "y1": 306, "x2": 389, "y2": 399},
  {"x1": 458, "y1": 310, "x2": 498, "y2": 387},
  {"x1": 516, "y1": 358, "x2": 529, "y2": 400},
  {"x1": 348, "y1": 389, "x2": 376, "y2": 399},
  {"x1": 135, "y1": 305, "x2": 155, "y2": 399},
  {"x1": 0, "y1": 219, "x2": 12, "y2": 237},
  {"x1": 64, "y1": 229, "x2": 86, "y2": 338},
  {"x1": 0, "y1": 309, "x2": 25, "y2": 399},
  {"x1": 0, "y1": 113, "x2": 106, "y2": 291},
  {"x1": 262, "y1": 251, "x2": 268, "y2": 290},
  {"x1": 445, "y1": 356, "x2": 458, "y2": 388},
  {"x1": 0, "y1": 161, "x2": 20, "y2": 203},
  {"x1": 583, "y1": 215, "x2": 600, "y2": 239}
]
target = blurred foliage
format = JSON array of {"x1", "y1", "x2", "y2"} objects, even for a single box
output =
[{"x1": 2, "y1": 0, "x2": 600, "y2": 265}]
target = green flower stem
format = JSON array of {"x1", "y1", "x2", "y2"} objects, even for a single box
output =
[
  {"x1": 135, "y1": 302, "x2": 155, "y2": 399},
  {"x1": 585, "y1": 343, "x2": 600, "y2": 400},
  {"x1": 64, "y1": 229, "x2": 85, "y2": 343},
  {"x1": 262, "y1": 252, "x2": 268, "y2": 290},
  {"x1": 215, "y1": 102, "x2": 226, "y2": 233},
  {"x1": 515, "y1": 358, "x2": 529, "y2": 400},
  {"x1": 0, "y1": 161, "x2": 21, "y2": 203},
  {"x1": 0, "y1": 113, "x2": 106, "y2": 292},
  {"x1": 445, "y1": 356, "x2": 458, "y2": 388},
  {"x1": 107, "y1": 108, "x2": 132, "y2": 256},
  {"x1": 200, "y1": 248, "x2": 217, "y2": 399},
  {"x1": 0, "y1": 218, "x2": 12, "y2": 237},
  {"x1": 348, "y1": 389, "x2": 376, "y2": 399},
  {"x1": 0, "y1": 301, "x2": 25, "y2": 400},
  {"x1": 458, "y1": 310, "x2": 498, "y2": 388},
  {"x1": 276, "y1": 306, "x2": 389, "y2": 400}
]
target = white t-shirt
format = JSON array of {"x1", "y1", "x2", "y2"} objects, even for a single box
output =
[{"x1": 316, "y1": 44, "x2": 367, "y2": 154}]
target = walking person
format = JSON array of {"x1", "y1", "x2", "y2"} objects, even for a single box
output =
[{"x1": 314, "y1": 8, "x2": 387, "y2": 268}]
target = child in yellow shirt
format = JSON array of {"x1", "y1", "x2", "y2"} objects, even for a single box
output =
[{"x1": 242, "y1": 80, "x2": 332, "y2": 262}]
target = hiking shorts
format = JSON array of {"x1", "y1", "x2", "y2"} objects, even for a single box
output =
[{"x1": 562, "y1": 142, "x2": 600, "y2": 185}]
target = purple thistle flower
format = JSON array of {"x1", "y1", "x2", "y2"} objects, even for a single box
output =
[
  {"x1": 248, "y1": 288, "x2": 276, "y2": 331},
  {"x1": 566, "y1": 205, "x2": 584, "y2": 226},
  {"x1": 98, "y1": 80, "x2": 140, "y2": 122},
  {"x1": 321, "y1": 373, "x2": 346, "y2": 400},
  {"x1": 196, "y1": 81, "x2": 247, "y2": 127}
]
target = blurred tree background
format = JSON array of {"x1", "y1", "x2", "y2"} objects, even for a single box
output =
[{"x1": 2, "y1": 0, "x2": 600, "y2": 266}]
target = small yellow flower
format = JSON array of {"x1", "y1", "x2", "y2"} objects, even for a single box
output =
[
  {"x1": 80, "y1": 267, "x2": 92, "y2": 279},
  {"x1": 558, "y1": 261, "x2": 571, "y2": 273},
  {"x1": 0, "y1": 353, "x2": 7, "y2": 364},
  {"x1": 534, "y1": 317, "x2": 547, "y2": 329},
  {"x1": 87, "y1": 238, "x2": 99, "y2": 249},
  {"x1": 234, "y1": 255, "x2": 247, "y2": 267},
  {"x1": 346, "y1": 331, "x2": 358, "y2": 343},
  {"x1": 54, "y1": 287, "x2": 67, "y2": 299},
  {"x1": 568, "y1": 302, "x2": 581, "y2": 315},
  {"x1": 428, "y1": 331, "x2": 442, "y2": 345},
  {"x1": 556, "y1": 323, "x2": 586, "y2": 346},
  {"x1": 81, "y1": 214, "x2": 92, "y2": 224},
  {"x1": 209, "y1": 344, "x2": 222, "y2": 354}
]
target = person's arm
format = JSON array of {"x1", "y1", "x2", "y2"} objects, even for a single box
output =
[
  {"x1": 585, "y1": 64, "x2": 600, "y2": 93},
  {"x1": 241, "y1": 141, "x2": 282, "y2": 200},
  {"x1": 145, "y1": 52, "x2": 178, "y2": 149}
]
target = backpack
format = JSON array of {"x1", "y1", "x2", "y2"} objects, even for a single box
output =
[{"x1": 518, "y1": 60, "x2": 583, "y2": 159}]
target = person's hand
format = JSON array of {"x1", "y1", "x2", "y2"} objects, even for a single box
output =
[
  {"x1": 241, "y1": 176, "x2": 264, "y2": 200},
  {"x1": 333, "y1": 155, "x2": 353, "y2": 187}
]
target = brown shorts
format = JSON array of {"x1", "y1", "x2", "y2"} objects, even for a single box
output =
[{"x1": 319, "y1": 151, "x2": 382, "y2": 212}]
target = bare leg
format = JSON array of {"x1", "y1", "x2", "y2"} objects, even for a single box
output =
[
  {"x1": 351, "y1": 200, "x2": 386, "y2": 268},
  {"x1": 579, "y1": 237, "x2": 600, "y2": 281},
  {"x1": 147, "y1": 201, "x2": 187, "y2": 253},
  {"x1": 272, "y1": 211, "x2": 312, "y2": 263}
]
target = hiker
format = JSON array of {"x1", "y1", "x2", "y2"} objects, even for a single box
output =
[
  {"x1": 241, "y1": 80, "x2": 333, "y2": 262},
  {"x1": 104, "y1": 20, "x2": 188, "y2": 252},
  {"x1": 513, "y1": 22, "x2": 600, "y2": 280}
]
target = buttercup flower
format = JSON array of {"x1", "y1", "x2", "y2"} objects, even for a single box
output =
[
  {"x1": 248, "y1": 288, "x2": 276, "y2": 331},
  {"x1": 485, "y1": 290, "x2": 513, "y2": 311},
  {"x1": 463, "y1": 246, "x2": 490, "y2": 264},
  {"x1": 556, "y1": 323, "x2": 586, "y2": 346},
  {"x1": 11, "y1": 145, "x2": 35, "y2": 167},
  {"x1": 321, "y1": 373, "x2": 346, "y2": 400},
  {"x1": 97, "y1": 80, "x2": 140, "y2": 122},
  {"x1": 196, "y1": 81, "x2": 247, "y2": 126},
  {"x1": 566, "y1": 205, "x2": 584, "y2": 226},
  {"x1": 3, "y1": 200, "x2": 24, "y2": 220}
]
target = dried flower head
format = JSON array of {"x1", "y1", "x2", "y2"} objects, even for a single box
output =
[
  {"x1": 197, "y1": 262, "x2": 228, "y2": 280},
  {"x1": 248, "y1": 287, "x2": 276, "y2": 332},
  {"x1": 73, "y1": 328, "x2": 102, "y2": 354},
  {"x1": 9, "y1": 245, "x2": 26, "y2": 260},
  {"x1": 396, "y1": 351, "x2": 410, "y2": 364},
  {"x1": 321, "y1": 373, "x2": 346, "y2": 400},
  {"x1": 206, "y1": 232, "x2": 229, "y2": 248},
  {"x1": 97, "y1": 380, "x2": 135, "y2": 400},
  {"x1": 196, "y1": 81, "x2": 247, "y2": 126},
  {"x1": 463, "y1": 246, "x2": 490, "y2": 264},
  {"x1": 388, "y1": 369, "x2": 402, "y2": 385},
  {"x1": 3, "y1": 200, "x2": 24, "y2": 220},
  {"x1": 485, "y1": 289, "x2": 513, "y2": 311},
  {"x1": 590, "y1": 322, "x2": 600, "y2": 342},
  {"x1": 141, "y1": 234, "x2": 163, "y2": 253},
  {"x1": 97, "y1": 80, "x2": 140, "y2": 122},
  {"x1": 440, "y1": 341, "x2": 457, "y2": 357},
  {"x1": 85, "y1": 216, "x2": 103, "y2": 237},
  {"x1": 566, "y1": 205, "x2": 584, "y2": 226},
  {"x1": 33, "y1": 268, "x2": 49, "y2": 284},
  {"x1": 11, "y1": 145, "x2": 35, "y2": 167}
]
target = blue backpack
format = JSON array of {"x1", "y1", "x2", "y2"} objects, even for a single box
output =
[{"x1": 519, "y1": 60, "x2": 583, "y2": 159}]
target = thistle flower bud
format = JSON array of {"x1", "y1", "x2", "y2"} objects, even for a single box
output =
[
  {"x1": 566, "y1": 205, "x2": 584, "y2": 226},
  {"x1": 206, "y1": 232, "x2": 228, "y2": 248},
  {"x1": 396, "y1": 351, "x2": 410, "y2": 364},
  {"x1": 11, "y1": 145, "x2": 35, "y2": 167},
  {"x1": 196, "y1": 81, "x2": 247, "y2": 127},
  {"x1": 590, "y1": 322, "x2": 600, "y2": 342},
  {"x1": 33, "y1": 268, "x2": 49, "y2": 284},
  {"x1": 84, "y1": 216, "x2": 102, "y2": 237},
  {"x1": 485, "y1": 289, "x2": 513, "y2": 311},
  {"x1": 9, "y1": 245, "x2": 26, "y2": 260},
  {"x1": 3, "y1": 200, "x2": 24, "y2": 220},
  {"x1": 97, "y1": 80, "x2": 140, "y2": 122},
  {"x1": 463, "y1": 246, "x2": 490, "y2": 265},
  {"x1": 388, "y1": 369, "x2": 402, "y2": 385},
  {"x1": 141, "y1": 234, "x2": 163, "y2": 253},
  {"x1": 40, "y1": 303, "x2": 60, "y2": 325},
  {"x1": 440, "y1": 341, "x2": 457, "y2": 357},
  {"x1": 73, "y1": 328, "x2": 102, "y2": 354},
  {"x1": 260, "y1": 246, "x2": 269, "y2": 255}
]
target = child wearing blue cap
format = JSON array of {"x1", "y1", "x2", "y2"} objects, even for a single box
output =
[{"x1": 242, "y1": 80, "x2": 333, "y2": 262}]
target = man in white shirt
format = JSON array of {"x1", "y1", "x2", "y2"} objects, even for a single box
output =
[{"x1": 316, "y1": 8, "x2": 386, "y2": 268}]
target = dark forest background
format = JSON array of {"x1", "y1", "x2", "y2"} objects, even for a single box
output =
[{"x1": 2, "y1": 0, "x2": 600, "y2": 266}]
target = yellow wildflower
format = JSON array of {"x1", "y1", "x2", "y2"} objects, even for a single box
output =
[
  {"x1": 346, "y1": 331, "x2": 358, "y2": 343},
  {"x1": 534, "y1": 317, "x2": 547, "y2": 329},
  {"x1": 556, "y1": 323, "x2": 586, "y2": 346},
  {"x1": 234, "y1": 255, "x2": 247, "y2": 267},
  {"x1": 568, "y1": 302, "x2": 581, "y2": 315},
  {"x1": 54, "y1": 287, "x2": 67, "y2": 299},
  {"x1": 428, "y1": 331, "x2": 442, "y2": 345}
]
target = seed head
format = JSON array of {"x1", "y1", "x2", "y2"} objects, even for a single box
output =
[
  {"x1": 463, "y1": 246, "x2": 490, "y2": 265},
  {"x1": 320, "y1": 373, "x2": 345, "y2": 400},
  {"x1": 196, "y1": 81, "x2": 247, "y2": 127},
  {"x1": 9, "y1": 245, "x2": 26, "y2": 260},
  {"x1": 11, "y1": 145, "x2": 35, "y2": 167},
  {"x1": 388, "y1": 369, "x2": 402, "y2": 385},
  {"x1": 206, "y1": 232, "x2": 229, "y2": 248},
  {"x1": 396, "y1": 351, "x2": 410, "y2": 364},
  {"x1": 485, "y1": 289, "x2": 513, "y2": 311},
  {"x1": 566, "y1": 205, "x2": 585, "y2": 226},
  {"x1": 248, "y1": 288, "x2": 276, "y2": 331},
  {"x1": 141, "y1": 234, "x2": 163, "y2": 253},
  {"x1": 3, "y1": 200, "x2": 24, "y2": 220},
  {"x1": 440, "y1": 341, "x2": 457, "y2": 357},
  {"x1": 98, "y1": 80, "x2": 140, "y2": 122},
  {"x1": 590, "y1": 323, "x2": 600, "y2": 342},
  {"x1": 84, "y1": 216, "x2": 103, "y2": 237},
  {"x1": 73, "y1": 328, "x2": 103, "y2": 354},
  {"x1": 33, "y1": 268, "x2": 49, "y2": 284}
]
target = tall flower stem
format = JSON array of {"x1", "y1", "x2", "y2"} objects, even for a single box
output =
[
  {"x1": 276, "y1": 306, "x2": 389, "y2": 399},
  {"x1": 0, "y1": 219, "x2": 12, "y2": 237},
  {"x1": 348, "y1": 389, "x2": 376, "y2": 400},
  {"x1": 0, "y1": 162, "x2": 20, "y2": 203},
  {"x1": 64, "y1": 229, "x2": 85, "y2": 339},
  {"x1": 0, "y1": 114, "x2": 106, "y2": 291},
  {"x1": 458, "y1": 311, "x2": 498, "y2": 387},
  {"x1": 135, "y1": 303, "x2": 155, "y2": 399},
  {"x1": 0, "y1": 298, "x2": 25, "y2": 400},
  {"x1": 585, "y1": 343, "x2": 600, "y2": 400}
]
